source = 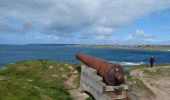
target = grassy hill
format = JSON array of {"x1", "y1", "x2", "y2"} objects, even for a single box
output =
[
  {"x1": 1, "y1": 59, "x2": 169, "y2": 100},
  {"x1": 0, "y1": 60, "x2": 81, "y2": 100}
]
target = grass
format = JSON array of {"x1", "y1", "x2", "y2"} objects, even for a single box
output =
[
  {"x1": 135, "y1": 78, "x2": 155, "y2": 95},
  {"x1": 85, "y1": 97, "x2": 94, "y2": 100},
  {"x1": 1, "y1": 59, "x2": 169, "y2": 100},
  {"x1": 143, "y1": 67, "x2": 170, "y2": 78},
  {"x1": 128, "y1": 76, "x2": 155, "y2": 96},
  {"x1": 125, "y1": 63, "x2": 170, "y2": 72},
  {"x1": 125, "y1": 63, "x2": 170, "y2": 97},
  {"x1": 125, "y1": 64, "x2": 155, "y2": 96},
  {"x1": 125, "y1": 76, "x2": 155, "y2": 96},
  {"x1": 0, "y1": 60, "x2": 81, "y2": 100}
]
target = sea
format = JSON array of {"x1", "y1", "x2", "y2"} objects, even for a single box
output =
[{"x1": 1, "y1": 44, "x2": 170, "y2": 67}]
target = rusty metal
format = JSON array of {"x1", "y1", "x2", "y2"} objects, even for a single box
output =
[{"x1": 76, "y1": 52, "x2": 124, "y2": 86}]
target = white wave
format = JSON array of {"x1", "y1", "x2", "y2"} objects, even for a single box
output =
[
  {"x1": 120, "y1": 62, "x2": 144, "y2": 65},
  {"x1": 110, "y1": 61, "x2": 144, "y2": 66}
]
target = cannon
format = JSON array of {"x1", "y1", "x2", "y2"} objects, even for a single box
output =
[{"x1": 76, "y1": 52, "x2": 124, "y2": 86}]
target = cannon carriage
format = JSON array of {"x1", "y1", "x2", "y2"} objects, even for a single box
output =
[{"x1": 76, "y1": 53, "x2": 129, "y2": 100}]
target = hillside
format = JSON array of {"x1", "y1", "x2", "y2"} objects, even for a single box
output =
[
  {"x1": 127, "y1": 64, "x2": 170, "y2": 100},
  {"x1": 1, "y1": 60, "x2": 170, "y2": 100},
  {"x1": 0, "y1": 60, "x2": 81, "y2": 100}
]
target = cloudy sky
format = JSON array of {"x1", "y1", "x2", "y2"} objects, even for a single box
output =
[{"x1": 0, "y1": 0, "x2": 170, "y2": 45}]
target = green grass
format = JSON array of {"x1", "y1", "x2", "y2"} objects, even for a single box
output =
[
  {"x1": 1, "y1": 60, "x2": 169, "y2": 99},
  {"x1": 125, "y1": 63, "x2": 170, "y2": 96},
  {"x1": 125, "y1": 64, "x2": 156, "y2": 96},
  {"x1": 85, "y1": 97, "x2": 94, "y2": 100},
  {"x1": 143, "y1": 67, "x2": 170, "y2": 78},
  {"x1": 133, "y1": 77, "x2": 155, "y2": 96},
  {"x1": 125, "y1": 74, "x2": 155, "y2": 96},
  {"x1": 0, "y1": 60, "x2": 81, "y2": 100},
  {"x1": 125, "y1": 63, "x2": 170, "y2": 72}
]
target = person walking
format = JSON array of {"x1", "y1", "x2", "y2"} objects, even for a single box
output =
[{"x1": 149, "y1": 56, "x2": 155, "y2": 68}]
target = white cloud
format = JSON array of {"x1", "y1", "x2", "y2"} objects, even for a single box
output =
[
  {"x1": 35, "y1": 35, "x2": 59, "y2": 40},
  {"x1": 124, "y1": 29, "x2": 156, "y2": 42},
  {"x1": 80, "y1": 26, "x2": 114, "y2": 40},
  {"x1": 0, "y1": 0, "x2": 170, "y2": 37},
  {"x1": 136, "y1": 30, "x2": 145, "y2": 35},
  {"x1": 135, "y1": 29, "x2": 155, "y2": 39},
  {"x1": 125, "y1": 34, "x2": 133, "y2": 41},
  {"x1": 146, "y1": 38, "x2": 155, "y2": 42},
  {"x1": 91, "y1": 26, "x2": 113, "y2": 34}
]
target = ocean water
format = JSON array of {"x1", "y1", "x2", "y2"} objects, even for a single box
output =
[{"x1": 1, "y1": 44, "x2": 170, "y2": 66}]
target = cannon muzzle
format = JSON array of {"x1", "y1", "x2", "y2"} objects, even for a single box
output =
[{"x1": 76, "y1": 52, "x2": 124, "y2": 86}]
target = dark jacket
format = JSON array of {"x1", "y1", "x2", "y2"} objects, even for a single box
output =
[{"x1": 150, "y1": 58, "x2": 155, "y2": 63}]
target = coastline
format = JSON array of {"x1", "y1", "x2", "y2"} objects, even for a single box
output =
[
  {"x1": 1, "y1": 59, "x2": 169, "y2": 68},
  {"x1": 70, "y1": 44, "x2": 170, "y2": 51},
  {"x1": 1, "y1": 44, "x2": 170, "y2": 67},
  {"x1": 0, "y1": 60, "x2": 144, "y2": 67}
]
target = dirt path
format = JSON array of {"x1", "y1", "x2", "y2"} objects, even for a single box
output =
[
  {"x1": 0, "y1": 76, "x2": 5, "y2": 80},
  {"x1": 130, "y1": 66, "x2": 170, "y2": 100},
  {"x1": 66, "y1": 74, "x2": 88, "y2": 100},
  {"x1": 69, "y1": 88, "x2": 89, "y2": 100},
  {"x1": 64, "y1": 69, "x2": 88, "y2": 100}
]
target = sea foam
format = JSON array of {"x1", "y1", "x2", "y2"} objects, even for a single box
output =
[{"x1": 110, "y1": 61, "x2": 144, "y2": 66}]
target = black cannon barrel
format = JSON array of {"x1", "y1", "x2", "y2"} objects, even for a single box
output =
[{"x1": 76, "y1": 52, "x2": 124, "y2": 86}]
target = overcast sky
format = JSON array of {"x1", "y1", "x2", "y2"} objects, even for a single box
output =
[{"x1": 0, "y1": 0, "x2": 170, "y2": 45}]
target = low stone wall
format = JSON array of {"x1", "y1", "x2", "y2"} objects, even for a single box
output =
[{"x1": 80, "y1": 65, "x2": 129, "y2": 100}]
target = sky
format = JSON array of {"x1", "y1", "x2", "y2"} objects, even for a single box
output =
[{"x1": 0, "y1": 0, "x2": 170, "y2": 45}]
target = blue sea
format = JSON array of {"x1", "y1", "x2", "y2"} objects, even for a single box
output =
[{"x1": 1, "y1": 44, "x2": 170, "y2": 67}]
